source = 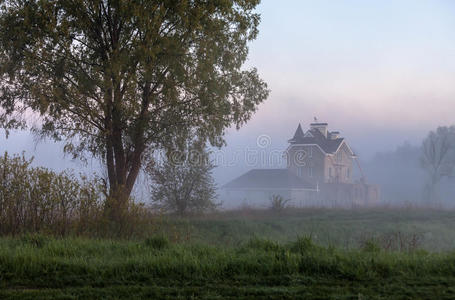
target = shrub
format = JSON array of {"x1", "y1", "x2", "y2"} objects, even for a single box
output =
[{"x1": 0, "y1": 152, "x2": 104, "y2": 236}]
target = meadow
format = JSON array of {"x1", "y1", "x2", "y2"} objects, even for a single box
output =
[
  {"x1": 2, "y1": 208, "x2": 455, "y2": 299},
  {"x1": 152, "y1": 207, "x2": 455, "y2": 251}
]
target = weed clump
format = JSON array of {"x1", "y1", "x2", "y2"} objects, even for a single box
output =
[
  {"x1": 269, "y1": 195, "x2": 290, "y2": 212},
  {"x1": 289, "y1": 236, "x2": 317, "y2": 254},
  {"x1": 144, "y1": 235, "x2": 170, "y2": 250}
]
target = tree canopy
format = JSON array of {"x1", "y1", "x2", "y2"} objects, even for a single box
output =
[{"x1": 0, "y1": 0, "x2": 269, "y2": 215}]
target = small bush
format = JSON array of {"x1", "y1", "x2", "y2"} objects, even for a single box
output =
[
  {"x1": 289, "y1": 236, "x2": 317, "y2": 254},
  {"x1": 269, "y1": 195, "x2": 290, "y2": 212},
  {"x1": 144, "y1": 235, "x2": 170, "y2": 250}
]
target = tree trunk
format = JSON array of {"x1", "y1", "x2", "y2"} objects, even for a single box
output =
[
  {"x1": 102, "y1": 68, "x2": 149, "y2": 223},
  {"x1": 104, "y1": 130, "x2": 144, "y2": 223}
]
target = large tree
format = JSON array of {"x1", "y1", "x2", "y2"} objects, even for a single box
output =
[
  {"x1": 0, "y1": 0, "x2": 268, "y2": 218},
  {"x1": 421, "y1": 126, "x2": 455, "y2": 202}
]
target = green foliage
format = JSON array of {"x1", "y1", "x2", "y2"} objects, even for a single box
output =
[
  {"x1": 0, "y1": 151, "x2": 157, "y2": 238},
  {"x1": 0, "y1": 152, "x2": 105, "y2": 235},
  {"x1": 148, "y1": 140, "x2": 219, "y2": 215},
  {"x1": 0, "y1": 0, "x2": 269, "y2": 208}
]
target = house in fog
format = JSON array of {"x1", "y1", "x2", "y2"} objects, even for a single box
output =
[{"x1": 222, "y1": 122, "x2": 380, "y2": 208}]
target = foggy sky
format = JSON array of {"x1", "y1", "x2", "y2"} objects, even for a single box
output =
[
  {"x1": 216, "y1": 0, "x2": 455, "y2": 184},
  {"x1": 1, "y1": 0, "x2": 455, "y2": 188}
]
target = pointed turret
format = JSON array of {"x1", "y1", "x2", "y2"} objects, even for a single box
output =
[{"x1": 289, "y1": 123, "x2": 305, "y2": 143}]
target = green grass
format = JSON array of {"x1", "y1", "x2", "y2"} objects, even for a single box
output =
[
  {"x1": 1, "y1": 235, "x2": 455, "y2": 299},
  {"x1": 152, "y1": 207, "x2": 455, "y2": 251},
  {"x1": 2, "y1": 208, "x2": 455, "y2": 299}
]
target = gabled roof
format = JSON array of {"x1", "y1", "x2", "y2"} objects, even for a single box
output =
[
  {"x1": 288, "y1": 125, "x2": 348, "y2": 155},
  {"x1": 223, "y1": 169, "x2": 316, "y2": 190}
]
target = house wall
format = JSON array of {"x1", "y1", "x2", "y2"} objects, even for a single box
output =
[
  {"x1": 221, "y1": 188, "x2": 319, "y2": 209},
  {"x1": 366, "y1": 184, "x2": 380, "y2": 205},
  {"x1": 287, "y1": 142, "x2": 353, "y2": 184},
  {"x1": 290, "y1": 190, "x2": 320, "y2": 207},
  {"x1": 287, "y1": 145, "x2": 325, "y2": 185},
  {"x1": 221, "y1": 189, "x2": 292, "y2": 209},
  {"x1": 321, "y1": 182, "x2": 380, "y2": 207},
  {"x1": 221, "y1": 183, "x2": 379, "y2": 209},
  {"x1": 325, "y1": 143, "x2": 353, "y2": 184}
]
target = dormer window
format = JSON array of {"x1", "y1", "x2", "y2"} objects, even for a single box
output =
[{"x1": 308, "y1": 146, "x2": 312, "y2": 158}]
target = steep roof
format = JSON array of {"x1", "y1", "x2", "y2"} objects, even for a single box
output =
[
  {"x1": 288, "y1": 125, "x2": 347, "y2": 154},
  {"x1": 292, "y1": 123, "x2": 305, "y2": 140},
  {"x1": 223, "y1": 169, "x2": 316, "y2": 190}
]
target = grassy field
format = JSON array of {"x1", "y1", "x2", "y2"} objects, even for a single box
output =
[
  {"x1": 152, "y1": 207, "x2": 455, "y2": 251},
  {"x1": 2, "y1": 208, "x2": 455, "y2": 299}
]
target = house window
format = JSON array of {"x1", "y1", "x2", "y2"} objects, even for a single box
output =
[
  {"x1": 329, "y1": 167, "x2": 332, "y2": 177},
  {"x1": 297, "y1": 167, "x2": 302, "y2": 177},
  {"x1": 309, "y1": 146, "x2": 312, "y2": 158},
  {"x1": 347, "y1": 168, "x2": 350, "y2": 178},
  {"x1": 336, "y1": 151, "x2": 342, "y2": 162},
  {"x1": 309, "y1": 167, "x2": 313, "y2": 177}
]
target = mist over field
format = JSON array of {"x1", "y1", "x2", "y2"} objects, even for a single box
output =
[
  {"x1": 1, "y1": 1, "x2": 455, "y2": 298},
  {"x1": 3, "y1": 120, "x2": 455, "y2": 209}
]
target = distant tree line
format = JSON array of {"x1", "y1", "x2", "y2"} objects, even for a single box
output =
[{"x1": 364, "y1": 126, "x2": 455, "y2": 206}]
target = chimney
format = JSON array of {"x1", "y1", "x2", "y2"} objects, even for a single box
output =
[
  {"x1": 330, "y1": 131, "x2": 340, "y2": 140},
  {"x1": 310, "y1": 122, "x2": 328, "y2": 138}
]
